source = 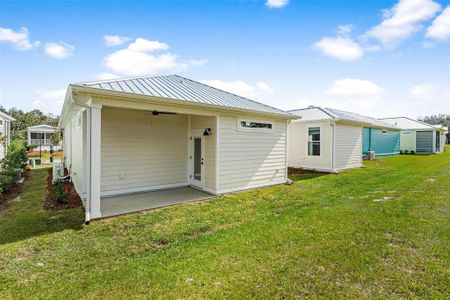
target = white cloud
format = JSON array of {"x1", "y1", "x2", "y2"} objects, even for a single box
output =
[
  {"x1": 410, "y1": 84, "x2": 438, "y2": 98},
  {"x1": 365, "y1": 0, "x2": 441, "y2": 46},
  {"x1": 104, "y1": 35, "x2": 130, "y2": 46},
  {"x1": 33, "y1": 89, "x2": 66, "y2": 115},
  {"x1": 127, "y1": 38, "x2": 169, "y2": 52},
  {"x1": 266, "y1": 0, "x2": 289, "y2": 8},
  {"x1": 256, "y1": 82, "x2": 274, "y2": 93},
  {"x1": 103, "y1": 38, "x2": 206, "y2": 76},
  {"x1": 96, "y1": 72, "x2": 121, "y2": 80},
  {"x1": 104, "y1": 50, "x2": 182, "y2": 76},
  {"x1": 426, "y1": 6, "x2": 450, "y2": 41},
  {"x1": 314, "y1": 36, "x2": 364, "y2": 61},
  {"x1": 294, "y1": 99, "x2": 314, "y2": 109},
  {"x1": 326, "y1": 78, "x2": 384, "y2": 99},
  {"x1": 199, "y1": 79, "x2": 274, "y2": 98},
  {"x1": 0, "y1": 27, "x2": 40, "y2": 50},
  {"x1": 44, "y1": 42, "x2": 74, "y2": 59}
]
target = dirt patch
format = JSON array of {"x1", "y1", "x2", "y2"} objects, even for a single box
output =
[
  {"x1": 288, "y1": 167, "x2": 326, "y2": 176},
  {"x1": 0, "y1": 169, "x2": 30, "y2": 212},
  {"x1": 425, "y1": 178, "x2": 436, "y2": 182},
  {"x1": 43, "y1": 168, "x2": 82, "y2": 211},
  {"x1": 373, "y1": 196, "x2": 396, "y2": 202}
]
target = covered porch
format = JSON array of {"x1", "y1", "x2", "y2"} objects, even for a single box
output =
[
  {"x1": 100, "y1": 186, "x2": 214, "y2": 217},
  {"x1": 80, "y1": 103, "x2": 219, "y2": 222}
]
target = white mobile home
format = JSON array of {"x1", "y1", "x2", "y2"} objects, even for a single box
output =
[
  {"x1": 287, "y1": 106, "x2": 399, "y2": 173},
  {"x1": 59, "y1": 75, "x2": 295, "y2": 222},
  {"x1": 0, "y1": 111, "x2": 14, "y2": 160},
  {"x1": 27, "y1": 124, "x2": 61, "y2": 151},
  {"x1": 380, "y1": 117, "x2": 445, "y2": 154}
]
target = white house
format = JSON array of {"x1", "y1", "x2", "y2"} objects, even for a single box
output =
[
  {"x1": 27, "y1": 124, "x2": 61, "y2": 151},
  {"x1": 287, "y1": 106, "x2": 399, "y2": 173},
  {"x1": 380, "y1": 117, "x2": 446, "y2": 154},
  {"x1": 59, "y1": 75, "x2": 296, "y2": 223},
  {"x1": 0, "y1": 111, "x2": 15, "y2": 160}
]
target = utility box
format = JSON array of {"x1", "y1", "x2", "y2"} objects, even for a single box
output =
[{"x1": 52, "y1": 163, "x2": 64, "y2": 184}]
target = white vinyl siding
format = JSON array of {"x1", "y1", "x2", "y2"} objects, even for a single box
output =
[
  {"x1": 400, "y1": 130, "x2": 416, "y2": 152},
  {"x1": 335, "y1": 123, "x2": 362, "y2": 170},
  {"x1": 288, "y1": 121, "x2": 333, "y2": 171},
  {"x1": 70, "y1": 111, "x2": 85, "y2": 196},
  {"x1": 190, "y1": 115, "x2": 216, "y2": 190},
  {"x1": 101, "y1": 107, "x2": 188, "y2": 195},
  {"x1": 218, "y1": 114, "x2": 286, "y2": 192},
  {"x1": 0, "y1": 118, "x2": 6, "y2": 159}
]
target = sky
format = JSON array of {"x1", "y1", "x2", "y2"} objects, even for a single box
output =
[{"x1": 0, "y1": 0, "x2": 449, "y2": 118}]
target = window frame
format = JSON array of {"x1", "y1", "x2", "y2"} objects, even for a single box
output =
[
  {"x1": 237, "y1": 117, "x2": 274, "y2": 133},
  {"x1": 306, "y1": 124, "x2": 323, "y2": 157}
]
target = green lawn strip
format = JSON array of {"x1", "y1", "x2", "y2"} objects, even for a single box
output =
[{"x1": 0, "y1": 151, "x2": 449, "y2": 298}]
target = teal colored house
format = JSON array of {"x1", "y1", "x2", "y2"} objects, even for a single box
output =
[{"x1": 362, "y1": 127, "x2": 400, "y2": 157}]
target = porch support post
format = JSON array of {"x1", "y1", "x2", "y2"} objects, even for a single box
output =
[
  {"x1": 432, "y1": 129, "x2": 436, "y2": 153},
  {"x1": 87, "y1": 104, "x2": 102, "y2": 220},
  {"x1": 27, "y1": 129, "x2": 31, "y2": 145}
]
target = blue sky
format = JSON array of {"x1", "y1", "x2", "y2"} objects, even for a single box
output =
[{"x1": 1, "y1": 0, "x2": 449, "y2": 118}]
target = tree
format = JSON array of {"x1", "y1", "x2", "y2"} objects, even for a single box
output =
[{"x1": 418, "y1": 114, "x2": 450, "y2": 126}]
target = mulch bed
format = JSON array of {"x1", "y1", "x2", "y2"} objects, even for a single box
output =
[
  {"x1": 44, "y1": 168, "x2": 83, "y2": 211},
  {"x1": 288, "y1": 167, "x2": 326, "y2": 176},
  {"x1": 0, "y1": 169, "x2": 31, "y2": 211}
]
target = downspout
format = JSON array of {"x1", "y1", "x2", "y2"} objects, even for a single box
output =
[
  {"x1": 67, "y1": 89, "x2": 92, "y2": 224},
  {"x1": 331, "y1": 120, "x2": 337, "y2": 173}
]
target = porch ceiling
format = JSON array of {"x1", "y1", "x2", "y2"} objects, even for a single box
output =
[{"x1": 100, "y1": 187, "x2": 214, "y2": 218}]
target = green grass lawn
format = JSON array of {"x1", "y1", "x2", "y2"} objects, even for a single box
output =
[{"x1": 1, "y1": 150, "x2": 449, "y2": 299}]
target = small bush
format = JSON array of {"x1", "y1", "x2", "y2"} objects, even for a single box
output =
[
  {"x1": 2, "y1": 141, "x2": 28, "y2": 170},
  {"x1": 54, "y1": 181, "x2": 67, "y2": 203},
  {"x1": 0, "y1": 175, "x2": 14, "y2": 194},
  {"x1": 0, "y1": 169, "x2": 21, "y2": 182}
]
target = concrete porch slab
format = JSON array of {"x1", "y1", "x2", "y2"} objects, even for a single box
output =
[{"x1": 100, "y1": 187, "x2": 214, "y2": 218}]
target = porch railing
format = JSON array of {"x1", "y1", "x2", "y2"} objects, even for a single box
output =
[{"x1": 30, "y1": 139, "x2": 52, "y2": 146}]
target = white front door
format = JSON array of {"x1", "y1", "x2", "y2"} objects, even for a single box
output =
[{"x1": 190, "y1": 132, "x2": 204, "y2": 189}]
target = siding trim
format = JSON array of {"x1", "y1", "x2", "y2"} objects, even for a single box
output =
[{"x1": 215, "y1": 114, "x2": 220, "y2": 191}]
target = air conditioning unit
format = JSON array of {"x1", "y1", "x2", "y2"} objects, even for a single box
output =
[
  {"x1": 52, "y1": 163, "x2": 65, "y2": 184},
  {"x1": 365, "y1": 151, "x2": 376, "y2": 160}
]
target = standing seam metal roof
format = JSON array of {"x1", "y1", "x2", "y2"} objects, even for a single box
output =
[
  {"x1": 77, "y1": 74, "x2": 292, "y2": 116},
  {"x1": 289, "y1": 106, "x2": 397, "y2": 129},
  {"x1": 379, "y1": 117, "x2": 434, "y2": 130}
]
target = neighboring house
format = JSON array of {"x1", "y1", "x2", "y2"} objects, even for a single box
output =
[
  {"x1": 287, "y1": 106, "x2": 399, "y2": 173},
  {"x1": 27, "y1": 124, "x2": 61, "y2": 151},
  {"x1": 0, "y1": 111, "x2": 15, "y2": 160},
  {"x1": 380, "y1": 117, "x2": 446, "y2": 154},
  {"x1": 59, "y1": 74, "x2": 296, "y2": 222}
]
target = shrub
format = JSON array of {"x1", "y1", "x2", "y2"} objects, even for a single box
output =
[
  {"x1": 3, "y1": 141, "x2": 28, "y2": 170},
  {"x1": 0, "y1": 169, "x2": 21, "y2": 182},
  {"x1": 0, "y1": 175, "x2": 14, "y2": 194},
  {"x1": 54, "y1": 181, "x2": 67, "y2": 203}
]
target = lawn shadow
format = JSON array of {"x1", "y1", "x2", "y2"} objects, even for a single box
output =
[
  {"x1": 0, "y1": 168, "x2": 84, "y2": 245},
  {"x1": 289, "y1": 173, "x2": 330, "y2": 182}
]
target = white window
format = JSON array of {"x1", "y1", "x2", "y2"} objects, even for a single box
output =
[
  {"x1": 237, "y1": 118, "x2": 273, "y2": 132},
  {"x1": 308, "y1": 127, "x2": 321, "y2": 156}
]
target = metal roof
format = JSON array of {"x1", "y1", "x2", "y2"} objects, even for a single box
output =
[
  {"x1": 379, "y1": 117, "x2": 433, "y2": 130},
  {"x1": 76, "y1": 74, "x2": 292, "y2": 117},
  {"x1": 288, "y1": 107, "x2": 333, "y2": 121},
  {"x1": 289, "y1": 106, "x2": 397, "y2": 129},
  {"x1": 27, "y1": 124, "x2": 59, "y2": 132},
  {"x1": 0, "y1": 111, "x2": 15, "y2": 122}
]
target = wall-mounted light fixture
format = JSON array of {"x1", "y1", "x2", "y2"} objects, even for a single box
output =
[{"x1": 203, "y1": 128, "x2": 211, "y2": 136}]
